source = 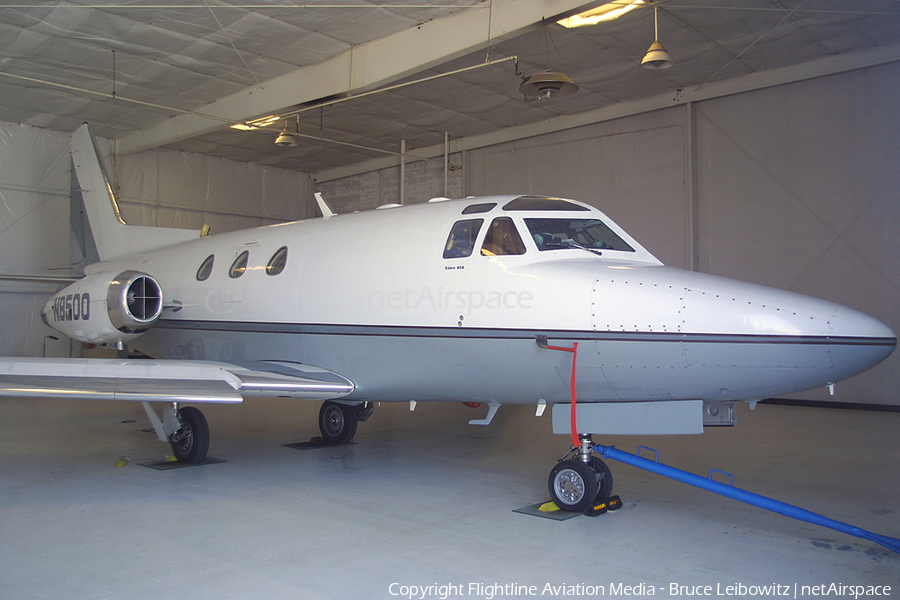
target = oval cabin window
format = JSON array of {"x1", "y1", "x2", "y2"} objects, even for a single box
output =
[
  {"x1": 266, "y1": 246, "x2": 288, "y2": 276},
  {"x1": 196, "y1": 254, "x2": 215, "y2": 281},
  {"x1": 229, "y1": 250, "x2": 250, "y2": 279}
]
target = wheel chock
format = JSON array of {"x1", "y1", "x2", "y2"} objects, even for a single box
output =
[
  {"x1": 538, "y1": 501, "x2": 561, "y2": 512},
  {"x1": 584, "y1": 495, "x2": 622, "y2": 517}
]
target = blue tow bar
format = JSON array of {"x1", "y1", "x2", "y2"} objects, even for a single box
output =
[{"x1": 593, "y1": 443, "x2": 900, "y2": 554}]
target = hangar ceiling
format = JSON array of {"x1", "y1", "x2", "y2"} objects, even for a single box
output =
[{"x1": 1, "y1": 0, "x2": 899, "y2": 179}]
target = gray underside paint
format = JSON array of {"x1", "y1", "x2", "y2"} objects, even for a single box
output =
[{"x1": 131, "y1": 320, "x2": 894, "y2": 406}]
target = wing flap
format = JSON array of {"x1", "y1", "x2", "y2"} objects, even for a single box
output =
[{"x1": 0, "y1": 358, "x2": 354, "y2": 403}]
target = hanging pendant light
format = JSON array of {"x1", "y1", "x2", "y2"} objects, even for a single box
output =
[
  {"x1": 518, "y1": 20, "x2": 580, "y2": 101},
  {"x1": 274, "y1": 119, "x2": 297, "y2": 147},
  {"x1": 641, "y1": 7, "x2": 673, "y2": 70},
  {"x1": 518, "y1": 70, "x2": 580, "y2": 100}
]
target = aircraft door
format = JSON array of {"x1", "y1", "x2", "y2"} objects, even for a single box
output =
[{"x1": 208, "y1": 243, "x2": 258, "y2": 312}]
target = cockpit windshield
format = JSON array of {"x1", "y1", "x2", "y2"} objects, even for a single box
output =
[{"x1": 525, "y1": 218, "x2": 635, "y2": 253}]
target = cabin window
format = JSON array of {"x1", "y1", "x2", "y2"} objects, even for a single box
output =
[
  {"x1": 525, "y1": 218, "x2": 635, "y2": 253},
  {"x1": 266, "y1": 246, "x2": 288, "y2": 276},
  {"x1": 462, "y1": 203, "x2": 496, "y2": 215},
  {"x1": 443, "y1": 219, "x2": 483, "y2": 259},
  {"x1": 481, "y1": 217, "x2": 526, "y2": 256},
  {"x1": 503, "y1": 196, "x2": 590, "y2": 211},
  {"x1": 228, "y1": 250, "x2": 250, "y2": 279},
  {"x1": 196, "y1": 254, "x2": 215, "y2": 281}
]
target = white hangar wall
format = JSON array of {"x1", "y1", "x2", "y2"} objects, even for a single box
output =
[
  {"x1": 0, "y1": 121, "x2": 314, "y2": 357},
  {"x1": 468, "y1": 110, "x2": 690, "y2": 269},
  {"x1": 693, "y1": 64, "x2": 900, "y2": 406},
  {"x1": 320, "y1": 61, "x2": 900, "y2": 406}
]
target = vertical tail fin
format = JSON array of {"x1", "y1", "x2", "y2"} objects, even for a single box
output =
[{"x1": 71, "y1": 124, "x2": 201, "y2": 262}]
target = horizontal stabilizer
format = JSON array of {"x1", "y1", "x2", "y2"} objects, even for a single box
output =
[
  {"x1": 0, "y1": 274, "x2": 79, "y2": 285},
  {"x1": 0, "y1": 357, "x2": 354, "y2": 403}
]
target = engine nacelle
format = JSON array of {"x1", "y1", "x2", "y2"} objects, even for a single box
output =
[{"x1": 42, "y1": 270, "x2": 163, "y2": 345}]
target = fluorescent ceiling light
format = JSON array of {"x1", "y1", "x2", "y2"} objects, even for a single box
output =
[
  {"x1": 231, "y1": 115, "x2": 280, "y2": 131},
  {"x1": 557, "y1": 0, "x2": 645, "y2": 28}
]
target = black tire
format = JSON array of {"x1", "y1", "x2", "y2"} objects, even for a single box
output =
[
  {"x1": 169, "y1": 406, "x2": 209, "y2": 463},
  {"x1": 591, "y1": 456, "x2": 614, "y2": 502},
  {"x1": 548, "y1": 459, "x2": 600, "y2": 512},
  {"x1": 318, "y1": 401, "x2": 358, "y2": 444}
]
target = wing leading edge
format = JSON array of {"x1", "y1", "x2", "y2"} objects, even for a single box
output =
[{"x1": 0, "y1": 358, "x2": 354, "y2": 404}]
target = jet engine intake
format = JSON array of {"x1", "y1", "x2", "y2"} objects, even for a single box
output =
[{"x1": 42, "y1": 270, "x2": 164, "y2": 345}]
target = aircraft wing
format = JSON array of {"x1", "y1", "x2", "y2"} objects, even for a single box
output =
[{"x1": 0, "y1": 358, "x2": 354, "y2": 404}]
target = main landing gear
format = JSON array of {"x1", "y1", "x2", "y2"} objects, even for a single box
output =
[
  {"x1": 141, "y1": 402, "x2": 211, "y2": 464},
  {"x1": 548, "y1": 434, "x2": 614, "y2": 512},
  {"x1": 169, "y1": 406, "x2": 210, "y2": 463},
  {"x1": 317, "y1": 400, "x2": 374, "y2": 445},
  {"x1": 141, "y1": 400, "x2": 372, "y2": 463}
]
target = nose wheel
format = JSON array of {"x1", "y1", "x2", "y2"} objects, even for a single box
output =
[{"x1": 548, "y1": 435, "x2": 614, "y2": 512}]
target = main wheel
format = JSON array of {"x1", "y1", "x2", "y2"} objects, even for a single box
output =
[
  {"x1": 591, "y1": 456, "x2": 614, "y2": 502},
  {"x1": 548, "y1": 459, "x2": 599, "y2": 512},
  {"x1": 169, "y1": 406, "x2": 209, "y2": 463},
  {"x1": 318, "y1": 401, "x2": 358, "y2": 445}
]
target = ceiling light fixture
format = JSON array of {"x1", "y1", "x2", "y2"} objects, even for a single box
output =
[
  {"x1": 518, "y1": 70, "x2": 579, "y2": 100},
  {"x1": 557, "y1": 0, "x2": 645, "y2": 28},
  {"x1": 274, "y1": 119, "x2": 297, "y2": 147},
  {"x1": 231, "y1": 115, "x2": 280, "y2": 131},
  {"x1": 518, "y1": 21, "x2": 579, "y2": 101},
  {"x1": 641, "y1": 6, "x2": 673, "y2": 69}
]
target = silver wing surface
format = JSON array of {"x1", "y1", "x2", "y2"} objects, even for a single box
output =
[{"x1": 0, "y1": 357, "x2": 354, "y2": 403}]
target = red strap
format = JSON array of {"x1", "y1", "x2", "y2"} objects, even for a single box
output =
[{"x1": 544, "y1": 342, "x2": 580, "y2": 448}]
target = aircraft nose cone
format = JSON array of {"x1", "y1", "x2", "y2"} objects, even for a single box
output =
[
  {"x1": 829, "y1": 304, "x2": 896, "y2": 340},
  {"x1": 828, "y1": 304, "x2": 896, "y2": 376}
]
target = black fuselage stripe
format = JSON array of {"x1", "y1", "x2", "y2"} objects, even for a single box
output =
[{"x1": 156, "y1": 319, "x2": 895, "y2": 347}]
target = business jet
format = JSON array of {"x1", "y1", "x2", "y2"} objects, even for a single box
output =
[{"x1": 0, "y1": 124, "x2": 894, "y2": 512}]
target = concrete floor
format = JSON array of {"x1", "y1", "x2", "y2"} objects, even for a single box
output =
[{"x1": 1, "y1": 397, "x2": 898, "y2": 600}]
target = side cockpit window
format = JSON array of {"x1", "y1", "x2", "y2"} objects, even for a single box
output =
[
  {"x1": 443, "y1": 219, "x2": 483, "y2": 259},
  {"x1": 196, "y1": 254, "x2": 214, "y2": 281},
  {"x1": 481, "y1": 217, "x2": 526, "y2": 256},
  {"x1": 266, "y1": 246, "x2": 288, "y2": 276}
]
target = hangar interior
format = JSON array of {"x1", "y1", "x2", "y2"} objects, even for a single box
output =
[{"x1": 0, "y1": 1, "x2": 898, "y2": 597}]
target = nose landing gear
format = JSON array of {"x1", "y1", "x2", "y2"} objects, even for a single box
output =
[{"x1": 548, "y1": 434, "x2": 614, "y2": 512}]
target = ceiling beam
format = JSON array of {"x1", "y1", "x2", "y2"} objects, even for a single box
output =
[
  {"x1": 116, "y1": 0, "x2": 600, "y2": 155},
  {"x1": 314, "y1": 43, "x2": 900, "y2": 183}
]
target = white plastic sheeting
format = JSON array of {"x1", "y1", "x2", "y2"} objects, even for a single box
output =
[
  {"x1": 0, "y1": 120, "x2": 313, "y2": 357},
  {"x1": 0, "y1": 122, "x2": 72, "y2": 357},
  {"x1": 115, "y1": 146, "x2": 313, "y2": 234}
]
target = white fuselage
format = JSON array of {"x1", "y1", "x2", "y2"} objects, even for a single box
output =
[{"x1": 80, "y1": 196, "x2": 896, "y2": 406}]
